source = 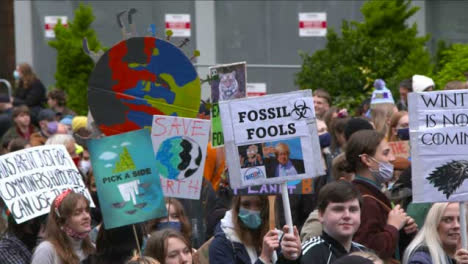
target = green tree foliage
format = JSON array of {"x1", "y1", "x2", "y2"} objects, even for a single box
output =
[
  {"x1": 296, "y1": 0, "x2": 433, "y2": 111},
  {"x1": 434, "y1": 43, "x2": 468, "y2": 89},
  {"x1": 113, "y1": 147, "x2": 136, "y2": 173},
  {"x1": 48, "y1": 3, "x2": 104, "y2": 115}
]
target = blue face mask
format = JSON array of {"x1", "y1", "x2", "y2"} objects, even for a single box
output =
[
  {"x1": 319, "y1": 132, "x2": 331, "y2": 148},
  {"x1": 156, "y1": 221, "x2": 182, "y2": 232},
  {"x1": 397, "y1": 128, "x2": 409, "y2": 140},
  {"x1": 13, "y1": 70, "x2": 20, "y2": 80},
  {"x1": 238, "y1": 207, "x2": 262, "y2": 229}
]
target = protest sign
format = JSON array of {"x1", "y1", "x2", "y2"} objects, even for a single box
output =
[
  {"x1": 409, "y1": 89, "x2": 468, "y2": 202},
  {"x1": 388, "y1": 141, "x2": 410, "y2": 160},
  {"x1": 219, "y1": 90, "x2": 324, "y2": 188},
  {"x1": 88, "y1": 37, "x2": 201, "y2": 136},
  {"x1": 233, "y1": 179, "x2": 314, "y2": 195},
  {"x1": 209, "y1": 62, "x2": 247, "y2": 147},
  {"x1": 0, "y1": 145, "x2": 93, "y2": 224},
  {"x1": 89, "y1": 129, "x2": 166, "y2": 229},
  {"x1": 151, "y1": 115, "x2": 210, "y2": 199}
]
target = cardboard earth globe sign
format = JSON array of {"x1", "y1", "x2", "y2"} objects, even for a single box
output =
[{"x1": 88, "y1": 37, "x2": 201, "y2": 136}]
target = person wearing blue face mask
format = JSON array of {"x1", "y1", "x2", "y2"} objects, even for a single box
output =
[
  {"x1": 12, "y1": 63, "x2": 47, "y2": 123},
  {"x1": 346, "y1": 130, "x2": 418, "y2": 262},
  {"x1": 147, "y1": 198, "x2": 192, "y2": 244},
  {"x1": 210, "y1": 195, "x2": 302, "y2": 264}
]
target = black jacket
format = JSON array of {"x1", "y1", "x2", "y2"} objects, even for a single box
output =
[
  {"x1": 301, "y1": 232, "x2": 367, "y2": 264},
  {"x1": 209, "y1": 215, "x2": 300, "y2": 264}
]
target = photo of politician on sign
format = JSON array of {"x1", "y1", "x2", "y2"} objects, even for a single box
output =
[
  {"x1": 219, "y1": 90, "x2": 324, "y2": 188},
  {"x1": 239, "y1": 143, "x2": 264, "y2": 168},
  {"x1": 263, "y1": 138, "x2": 305, "y2": 178}
]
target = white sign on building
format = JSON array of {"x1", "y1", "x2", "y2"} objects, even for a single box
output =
[
  {"x1": 298, "y1": 12, "x2": 327, "y2": 37},
  {"x1": 44, "y1": 16, "x2": 68, "y2": 38},
  {"x1": 165, "y1": 14, "x2": 191, "y2": 37},
  {"x1": 246, "y1": 83, "x2": 267, "y2": 97}
]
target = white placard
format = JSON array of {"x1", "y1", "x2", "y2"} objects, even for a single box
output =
[
  {"x1": 44, "y1": 16, "x2": 68, "y2": 38},
  {"x1": 299, "y1": 12, "x2": 327, "y2": 37},
  {"x1": 151, "y1": 115, "x2": 210, "y2": 199},
  {"x1": 165, "y1": 14, "x2": 191, "y2": 37},
  {"x1": 409, "y1": 89, "x2": 468, "y2": 202},
  {"x1": 0, "y1": 145, "x2": 93, "y2": 223},
  {"x1": 247, "y1": 83, "x2": 267, "y2": 97},
  {"x1": 219, "y1": 90, "x2": 324, "y2": 188}
]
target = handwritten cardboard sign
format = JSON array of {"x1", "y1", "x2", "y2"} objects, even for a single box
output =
[
  {"x1": 0, "y1": 145, "x2": 93, "y2": 224},
  {"x1": 152, "y1": 115, "x2": 210, "y2": 199},
  {"x1": 388, "y1": 141, "x2": 410, "y2": 160}
]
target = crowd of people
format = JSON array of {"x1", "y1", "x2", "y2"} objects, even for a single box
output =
[{"x1": 1, "y1": 63, "x2": 468, "y2": 264}]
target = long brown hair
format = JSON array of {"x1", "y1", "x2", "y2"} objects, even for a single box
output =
[
  {"x1": 144, "y1": 229, "x2": 191, "y2": 264},
  {"x1": 345, "y1": 130, "x2": 385, "y2": 173},
  {"x1": 45, "y1": 191, "x2": 95, "y2": 264},
  {"x1": 231, "y1": 195, "x2": 269, "y2": 251},
  {"x1": 146, "y1": 198, "x2": 192, "y2": 242},
  {"x1": 17, "y1": 63, "x2": 38, "y2": 89}
]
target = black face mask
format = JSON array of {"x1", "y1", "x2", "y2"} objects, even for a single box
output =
[{"x1": 397, "y1": 128, "x2": 410, "y2": 140}]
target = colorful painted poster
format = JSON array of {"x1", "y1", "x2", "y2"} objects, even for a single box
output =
[
  {"x1": 409, "y1": 89, "x2": 468, "y2": 202},
  {"x1": 152, "y1": 115, "x2": 210, "y2": 199},
  {"x1": 219, "y1": 90, "x2": 325, "y2": 188},
  {"x1": 209, "y1": 62, "x2": 247, "y2": 147},
  {"x1": 88, "y1": 37, "x2": 201, "y2": 136},
  {"x1": 233, "y1": 179, "x2": 314, "y2": 195},
  {"x1": 89, "y1": 129, "x2": 166, "y2": 229},
  {"x1": 0, "y1": 145, "x2": 93, "y2": 224}
]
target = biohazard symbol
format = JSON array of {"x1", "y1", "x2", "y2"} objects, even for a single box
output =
[{"x1": 291, "y1": 100, "x2": 312, "y2": 120}]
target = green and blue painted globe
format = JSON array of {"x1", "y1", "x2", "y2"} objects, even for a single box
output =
[
  {"x1": 155, "y1": 136, "x2": 202, "y2": 180},
  {"x1": 88, "y1": 37, "x2": 201, "y2": 136}
]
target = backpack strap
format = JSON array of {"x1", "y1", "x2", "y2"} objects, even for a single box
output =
[{"x1": 361, "y1": 194, "x2": 392, "y2": 212}]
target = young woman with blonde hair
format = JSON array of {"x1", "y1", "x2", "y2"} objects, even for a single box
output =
[{"x1": 403, "y1": 202, "x2": 468, "y2": 264}]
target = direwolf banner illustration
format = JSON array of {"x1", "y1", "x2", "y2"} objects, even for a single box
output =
[
  {"x1": 89, "y1": 129, "x2": 166, "y2": 229},
  {"x1": 219, "y1": 90, "x2": 324, "y2": 188},
  {"x1": 409, "y1": 89, "x2": 468, "y2": 202}
]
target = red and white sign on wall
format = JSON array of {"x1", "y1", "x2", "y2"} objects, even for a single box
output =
[
  {"x1": 44, "y1": 16, "x2": 68, "y2": 38},
  {"x1": 165, "y1": 14, "x2": 191, "y2": 37},
  {"x1": 298, "y1": 12, "x2": 327, "y2": 37},
  {"x1": 246, "y1": 83, "x2": 267, "y2": 97}
]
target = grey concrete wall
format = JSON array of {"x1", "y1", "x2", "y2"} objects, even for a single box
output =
[
  {"x1": 24, "y1": 1, "x2": 196, "y2": 89},
  {"x1": 16, "y1": 0, "x2": 468, "y2": 96},
  {"x1": 214, "y1": 0, "x2": 366, "y2": 94},
  {"x1": 426, "y1": 0, "x2": 468, "y2": 52}
]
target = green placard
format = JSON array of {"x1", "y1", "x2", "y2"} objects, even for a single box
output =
[{"x1": 211, "y1": 103, "x2": 224, "y2": 147}]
